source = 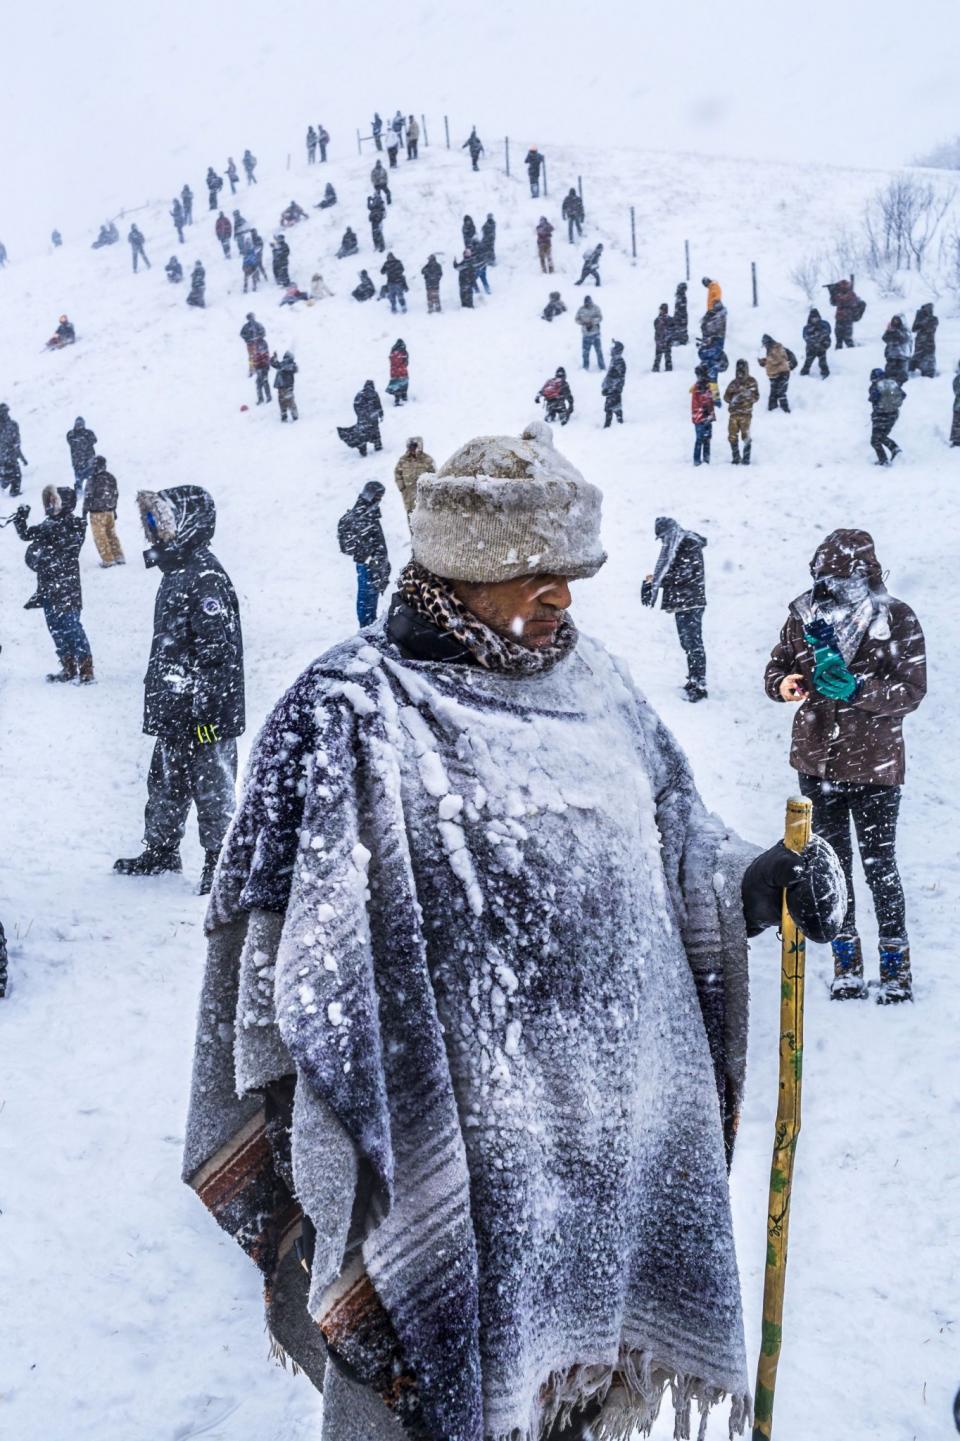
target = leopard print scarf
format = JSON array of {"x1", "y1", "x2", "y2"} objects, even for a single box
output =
[{"x1": 398, "y1": 562, "x2": 578, "y2": 675}]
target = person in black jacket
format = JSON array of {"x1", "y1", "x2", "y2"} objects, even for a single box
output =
[
  {"x1": 381, "y1": 252, "x2": 407, "y2": 313},
  {"x1": 128, "y1": 224, "x2": 150, "y2": 272},
  {"x1": 338, "y1": 381, "x2": 384, "y2": 455},
  {"x1": 476, "y1": 214, "x2": 495, "y2": 268},
  {"x1": 270, "y1": 350, "x2": 299, "y2": 420},
  {"x1": 115, "y1": 485, "x2": 244, "y2": 892},
  {"x1": 800, "y1": 308, "x2": 832, "y2": 378},
  {"x1": 13, "y1": 485, "x2": 94, "y2": 683},
  {"x1": 166, "y1": 256, "x2": 184, "y2": 283},
  {"x1": 337, "y1": 227, "x2": 359, "y2": 258},
  {"x1": 206, "y1": 167, "x2": 223, "y2": 209},
  {"x1": 367, "y1": 193, "x2": 386, "y2": 252},
  {"x1": 909, "y1": 303, "x2": 938, "y2": 378},
  {"x1": 181, "y1": 184, "x2": 194, "y2": 224},
  {"x1": 422, "y1": 254, "x2": 442, "y2": 312},
  {"x1": 653, "y1": 304, "x2": 673, "y2": 371},
  {"x1": 453, "y1": 249, "x2": 476, "y2": 308},
  {"x1": 534, "y1": 367, "x2": 574, "y2": 425},
  {"x1": 642, "y1": 517, "x2": 708, "y2": 702},
  {"x1": 337, "y1": 481, "x2": 391, "y2": 626},
  {"x1": 83, "y1": 455, "x2": 125, "y2": 566},
  {"x1": 524, "y1": 146, "x2": 544, "y2": 197},
  {"x1": 271, "y1": 234, "x2": 291, "y2": 286},
  {"x1": 66, "y1": 416, "x2": 98, "y2": 492},
  {"x1": 226, "y1": 158, "x2": 239, "y2": 194},
  {"x1": 352, "y1": 270, "x2": 375, "y2": 302},
  {"x1": 171, "y1": 197, "x2": 185, "y2": 244},
  {"x1": 602, "y1": 340, "x2": 626, "y2": 426},
  {"x1": 673, "y1": 282, "x2": 689, "y2": 346},
  {"x1": 462, "y1": 215, "x2": 477, "y2": 251},
  {"x1": 542, "y1": 291, "x2": 566, "y2": 322},
  {"x1": 561, "y1": 188, "x2": 584, "y2": 244},
  {"x1": 0, "y1": 403, "x2": 28, "y2": 496},
  {"x1": 463, "y1": 128, "x2": 484, "y2": 170},
  {"x1": 187, "y1": 261, "x2": 206, "y2": 307}
]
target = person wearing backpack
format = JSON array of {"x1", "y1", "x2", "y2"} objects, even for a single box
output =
[
  {"x1": 759, "y1": 335, "x2": 795, "y2": 412},
  {"x1": 826, "y1": 279, "x2": 864, "y2": 348},
  {"x1": 536, "y1": 217, "x2": 554, "y2": 274},
  {"x1": 387, "y1": 339, "x2": 409, "y2": 406},
  {"x1": 535, "y1": 368, "x2": 574, "y2": 425},
  {"x1": 270, "y1": 351, "x2": 299, "y2": 421},
  {"x1": 575, "y1": 296, "x2": 605, "y2": 370},
  {"x1": 338, "y1": 481, "x2": 391, "y2": 627},
  {"x1": 868, "y1": 367, "x2": 905, "y2": 464}
]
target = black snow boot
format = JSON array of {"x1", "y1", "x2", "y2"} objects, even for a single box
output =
[
  {"x1": 114, "y1": 845, "x2": 183, "y2": 877},
  {"x1": 830, "y1": 934, "x2": 867, "y2": 1000},
  {"x1": 731, "y1": 442, "x2": 741, "y2": 464},
  {"x1": 742, "y1": 441, "x2": 752, "y2": 465},
  {"x1": 197, "y1": 848, "x2": 220, "y2": 896},
  {"x1": 684, "y1": 680, "x2": 708, "y2": 703}
]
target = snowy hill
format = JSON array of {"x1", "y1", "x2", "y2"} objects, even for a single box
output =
[{"x1": 1, "y1": 137, "x2": 958, "y2": 1441}]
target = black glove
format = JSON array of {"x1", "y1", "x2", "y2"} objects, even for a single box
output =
[
  {"x1": 641, "y1": 578, "x2": 654, "y2": 607},
  {"x1": 16, "y1": 504, "x2": 30, "y2": 517},
  {"x1": 741, "y1": 835, "x2": 847, "y2": 944}
]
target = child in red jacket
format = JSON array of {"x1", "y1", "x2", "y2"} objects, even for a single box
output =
[
  {"x1": 690, "y1": 369, "x2": 715, "y2": 465},
  {"x1": 387, "y1": 339, "x2": 409, "y2": 406}
]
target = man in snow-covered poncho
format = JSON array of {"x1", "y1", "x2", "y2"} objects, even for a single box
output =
[{"x1": 183, "y1": 424, "x2": 844, "y2": 1441}]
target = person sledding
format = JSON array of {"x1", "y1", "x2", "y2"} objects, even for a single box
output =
[
  {"x1": 46, "y1": 315, "x2": 76, "y2": 350},
  {"x1": 280, "y1": 200, "x2": 309, "y2": 227}
]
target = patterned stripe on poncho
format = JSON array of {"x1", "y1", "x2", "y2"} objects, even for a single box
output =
[{"x1": 183, "y1": 628, "x2": 756, "y2": 1441}]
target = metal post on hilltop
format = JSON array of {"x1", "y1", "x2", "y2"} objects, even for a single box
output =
[
  {"x1": 684, "y1": 238, "x2": 690, "y2": 282},
  {"x1": 505, "y1": 137, "x2": 510, "y2": 177},
  {"x1": 542, "y1": 158, "x2": 548, "y2": 198},
  {"x1": 286, "y1": 153, "x2": 291, "y2": 172},
  {"x1": 752, "y1": 261, "x2": 758, "y2": 307},
  {"x1": 444, "y1": 115, "x2": 450, "y2": 149},
  {"x1": 422, "y1": 114, "x2": 429, "y2": 147},
  {"x1": 356, "y1": 129, "x2": 362, "y2": 156},
  {"x1": 630, "y1": 207, "x2": 637, "y2": 260}
]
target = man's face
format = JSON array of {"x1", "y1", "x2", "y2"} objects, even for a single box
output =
[{"x1": 451, "y1": 574, "x2": 573, "y2": 650}]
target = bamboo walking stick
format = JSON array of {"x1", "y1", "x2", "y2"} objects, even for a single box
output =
[{"x1": 753, "y1": 795, "x2": 813, "y2": 1440}]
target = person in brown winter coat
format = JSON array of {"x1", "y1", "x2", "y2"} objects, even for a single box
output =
[
  {"x1": 83, "y1": 456, "x2": 125, "y2": 566},
  {"x1": 722, "y1": 360, "x2": 759, "y2": 464},
  {"x1": 764, "y1": 529, "x2": 926, "y2": 1004},
  {"x1": 536, "y1": 217, "x2": 554, "y2": 273},
  {"x1": 758, "y1": 335, "x2": 795, "y2": 412},
  {"x1": 393, "y1": 437, "x2": 436, "y2": 518}
]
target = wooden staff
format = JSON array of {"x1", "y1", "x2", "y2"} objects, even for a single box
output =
[{"x1": 753, "y1": 795, "x2": 812, "y2": 1440}]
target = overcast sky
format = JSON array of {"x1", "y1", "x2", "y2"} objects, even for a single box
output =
[{"x1": 3, "y1": 0, "x2": 959, "y2": 254}]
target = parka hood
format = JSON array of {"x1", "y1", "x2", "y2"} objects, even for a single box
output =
[
  {"x1": 137, "y1": 485, "x2": 216, "y2": 568},
  {"x1": 735, "y1": 359, "x2": 749, "y2": 378},
  {"x1": 359, "y1": 481, "x2": 385, "y2": 506},
  {"x1": 809, "y1": 528, "x2": 882, "y2": 583}
]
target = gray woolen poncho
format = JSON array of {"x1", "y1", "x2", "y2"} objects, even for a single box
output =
[{"x1": 183, "y1": 627, "x2": 756, "y2": 1441}]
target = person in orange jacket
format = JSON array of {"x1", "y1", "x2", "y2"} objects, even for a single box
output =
[{"x1": 702, "y1": 276, "x2": 722, "y2": 311}]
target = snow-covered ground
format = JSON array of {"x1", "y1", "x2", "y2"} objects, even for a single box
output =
[{"x1": 1, "y1": 138, "x2": 958, "y2": 1440}]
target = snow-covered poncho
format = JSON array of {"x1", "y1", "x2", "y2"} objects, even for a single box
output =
[{"x1": 183, "y1": 627, "x2": 756, "y2": 1441}]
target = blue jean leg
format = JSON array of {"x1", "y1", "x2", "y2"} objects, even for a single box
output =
[{"x1": 356, "y1": 564, "x2": 379, "y2": 627}]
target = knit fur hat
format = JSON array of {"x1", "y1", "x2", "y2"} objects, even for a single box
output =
[{"x1": 410, "y1": 422, "x2": 606, "y2": 583}]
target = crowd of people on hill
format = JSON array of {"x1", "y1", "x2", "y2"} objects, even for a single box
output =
[{"x1": 0, "y1": 115, "x2": 937, "y2": 1441}]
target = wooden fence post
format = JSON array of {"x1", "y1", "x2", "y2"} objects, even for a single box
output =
[
  {"x1": 685, "y1": 238, "x2": 690, "y2": 282},
  {"x1": 444, "y1": 115, "x2": 450, "y2": 149},
  {"x1": 752, "y1": 261, "x2": 758, "y2": 307},
  {"x1": 422, "y1": 114, "x2": 429, "y2": 147},
  {"x1": 356, "y1": 129, "x2": 362, "y2": 156},
  {"x1": 505, "y1": 137, "x2": 510, "y2": 177},
  {"x1": 630, "y1": 207, "x2": 637, "y2": 260},
  {"x1": 542, "y1": 158, "x2": 548, "y2": 198},
  {"x1": 578, "y1": 175, "x2": 583, "y2": 203}
]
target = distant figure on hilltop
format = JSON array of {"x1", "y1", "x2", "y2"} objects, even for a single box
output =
[
  {"x1": 575, "y1": 242, "x2": 603, "y2": 288},
  {"x1": 673, "y1": 281, "x2": 689, "y2": 345},
  {"x1": 181, "y1": 184, "x2": 194, "y2": 224},
  {"x1": 536, "y1": 216, "x2": 554, "y2": 273},
  {"x1": 92, "y1": 221, "x2": 119, "y2": 249},
  {"x1": 372, "y1": 112, "x2": 383, "y2": 150},
  {"x1": 910, "y1": 303, "x2": 938, "y2": 378},
  {"x1": 128, "y1": 224, "x2": 150, "y2": 272},
  {"x1": 406, "y1": 116, "x2": 419, "y2": 160},
  {"x1": 215, "y1": 211, "x2": 232, "y2": 258},
  {"x1": 187, "y1": 261, "x2": 206, "y2": 308},
  {"x1": 317, "y1": 124, "x2": 329, "y2": 163},
  {"x1": 206, "y1": 167, "x2": 223, "y2": 210},
  {"x1": 653, "y1": 304, "x2": 673, "y2": 372},
  {"x1": 525, "y1": 145, "x2": 544, "y2": 197},
  {"x1": 800, "y1": 309, "x2": 832, "y2": 378},
  {"x1": 562, "y1": 187, "x2": 584, "y2": 244},
  {"x1": 165, "y1": 255, "x2": 183, "y2": 283},
  {"x1": 226, "y1": 158, "x2": 239, "y2": 194},
  {"x1": 243, "y1": 149, "x2": 257, "y2": 184},
  {"x1": 463, "y1": 127, "x2": 484, "y2": 171},
  {"x1": 307, "y1": 125, "x2": 317, "y2": 163},
  {"x1": 171, "y1": 196, "x2": 185, "y2": 243}
]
